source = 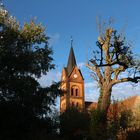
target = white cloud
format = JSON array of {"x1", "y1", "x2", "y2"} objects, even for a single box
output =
[
  {"x1": 85, "y1": 81, "x2": 98, "y2": 88},
  {"x1": 49, "y1": 33, "x2": 60, "y2": 46},
  {"x1": 84, "y1": 80, "x2": 140, "y2": 102},
  {"x1": 85, "y1": 89, "x2": 100, "y2": 102},
  {"x1": 112, "y1": 82, "x2": 140, "y2": 100},
  {"x1": 77, "y1": 62, "x2": 85, "y2": 69},
  {"x1": 85, "y1": 81, "x2": 99, "y2": 102},
  {"x1": 38, "y1": 70, "x2": 61, "y2": 87}
]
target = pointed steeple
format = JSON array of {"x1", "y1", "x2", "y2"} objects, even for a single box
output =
[{"x1": 67, "y1": 46, "x2": 77, "y2": 75}]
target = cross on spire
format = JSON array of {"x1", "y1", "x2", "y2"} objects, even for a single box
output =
[{"x1": 71, "y1": 36, "x2": 73, "y2": 48}]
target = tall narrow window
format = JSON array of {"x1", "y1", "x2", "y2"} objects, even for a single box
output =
[
  {"x1": 71, "y1": 88, "x2": 74, "y2": 96},
  {"x1": 75, "y1": 89, "x2": 78, "y2": 96}
]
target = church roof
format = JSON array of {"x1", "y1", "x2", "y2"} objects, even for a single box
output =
[
  {"x1": 85, "y1": 101, "x2": 97, "y2": 110},
  {"x1": 67, "y1": 47, "x2": 77, "y2": 75}
]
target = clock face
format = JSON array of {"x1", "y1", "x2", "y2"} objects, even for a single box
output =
[
  {"x1": 62, "y1": 76, "x2": 65, "y2": 80},
  {"x1": 73, "y1": 74, "x2": 78, "y2": 78}
]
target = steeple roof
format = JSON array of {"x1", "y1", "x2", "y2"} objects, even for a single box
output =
[{"x1": 67, "y1": 47, "x2": 77, "y2": 75}]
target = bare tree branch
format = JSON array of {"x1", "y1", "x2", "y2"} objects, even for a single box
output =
[
  {"x1": 90, "y1": 73, "x2": 98, "y2": 82},
  {"x1": 112, "y1": 65, "x2": 125, "y2": 81},
  {"x1": 112, "y1": 76, "x2": 140, "y2": 85},
  {"x1": 86, "y1": 62, "x2": 103, "y2": 82}
]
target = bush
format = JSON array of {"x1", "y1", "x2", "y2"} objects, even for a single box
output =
[
  {"x1": 60, "y1": 108, "x2": 90, "y2": 140},
  {"x1": 89, "y1": 109, "x2": 108, "y2": 140}
]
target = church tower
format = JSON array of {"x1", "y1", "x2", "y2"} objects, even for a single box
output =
[{"x1": 60, "y1": 46, "x2": 85, "y2": 112}]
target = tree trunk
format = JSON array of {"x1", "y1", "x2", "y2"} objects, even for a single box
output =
[
  {"x1": 98, "y1": 84, "x2": 112, "y2": 114},
  {"x1": 98, "y1": 64, "x2": 112, "y2": 114}
]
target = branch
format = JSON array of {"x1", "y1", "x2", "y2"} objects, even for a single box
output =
[
  {"x1": 112, "y1": 65, "x2": 125, "y2": 81},
  {"x1": 86, "y1": 62, "x2": 103, "y2": 82},
  {"x1": 95, "y1": 60, "x2": 118, "y2": 67},
  {"x1": 90, "y1": 58, "x2": 128, "y2": 70},
  {"x1": 90, "y1": 73, "x2": 98, "y2": 82},
  {"x1": 112, "y1": 76, "x2": 140, "y2": 85},
  {"x1": 102, "y1": 28, "x2": 113, "y2": 62}
]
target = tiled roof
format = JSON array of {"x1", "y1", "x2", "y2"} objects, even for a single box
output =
[{"x1": 85, "y1": 101, "x2": 97, "y2": 110}]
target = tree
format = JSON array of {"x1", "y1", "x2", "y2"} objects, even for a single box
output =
[
  {"x1": 86, "y1": 27, "x2": 140, "y2": 115},
  {"x1": 0, "y1": 4, "x2": 60, "y2": 140},
  {"x1": 60, "y1": 108, "x2": 90, "y2": 140}
]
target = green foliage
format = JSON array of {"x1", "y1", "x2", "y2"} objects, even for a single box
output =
[
  {"x1": 0, "y1": 5, "x2": 19, "y2": 29},
  {"x1": 90, "y1": 109, "x2": 106, "y2": 126},
  {"x1": 60, "y1": 108, "x2": 90, "y2": 140},
  {"x1": 89, "y1": 109, "x2": 108, "y2": 140},
  {"x1": 89, "y1": 106, "x2": 134, "y2": 140},
  {"x1": 120, "y1": 109, "x2": 133, "y2": 129},
  {"x1": 0, "y1": 6, "x2": 61, "y2": 140}
]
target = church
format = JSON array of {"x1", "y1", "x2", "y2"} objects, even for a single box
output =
[{"x1": 60, "y1": 46, "x2": 96, "y2": 112}]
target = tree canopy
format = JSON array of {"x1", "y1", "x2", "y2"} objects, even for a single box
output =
[{"x1": 0, "y1": 5, "x2": 60, "y2": 140}]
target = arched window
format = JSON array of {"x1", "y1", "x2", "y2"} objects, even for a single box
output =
[
  {"x1": 71, "y1": 86, "x2": 79, "y2": 97},
  {"x1": 75, "y1": 88, "x2": 78, "y2": 96},
  {"x1": 71, "y1": 88, "x2": 74, "y2": 96}
]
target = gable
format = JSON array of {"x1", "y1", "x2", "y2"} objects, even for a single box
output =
[
  {"x1": 69, "y1": 66, "x2": 84, "y2": 82},
  {"x1": 61, "y1": 67, "x2": 68, "y2": 81}
]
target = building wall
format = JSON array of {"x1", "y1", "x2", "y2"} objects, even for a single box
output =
[{"x1": 60, "y1": 67, "x2": 85, "y2": 112}]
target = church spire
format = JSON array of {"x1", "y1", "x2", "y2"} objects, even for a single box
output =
[{"x1": 67, "y1": 39, "x2": 77, "y2": 75}]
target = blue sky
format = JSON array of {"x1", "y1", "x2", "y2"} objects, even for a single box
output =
[{"x1": 4, "y1": 0, "x2": 140, "y2": 101}]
